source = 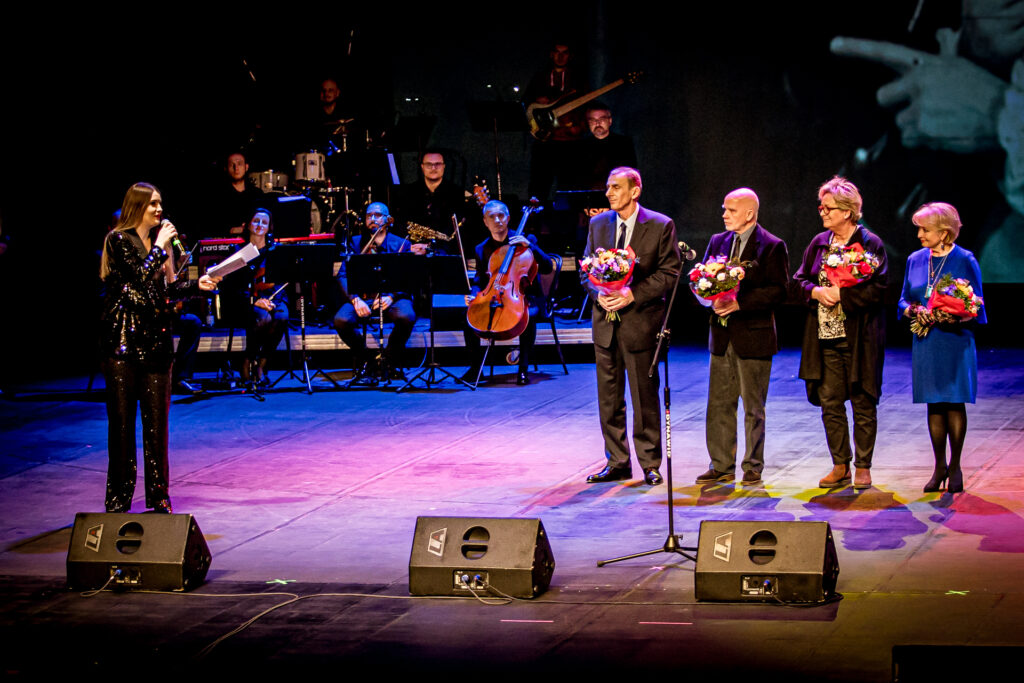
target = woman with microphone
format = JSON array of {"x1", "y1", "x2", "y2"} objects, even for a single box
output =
[{"x1": 99, "y1": 182, "x2": 219, "y2": 513}]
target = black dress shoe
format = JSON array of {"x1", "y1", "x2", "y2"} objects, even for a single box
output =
[
  {"x1": 586, "y1": 465, "x2": 632, "y2": 483},
  {"x1": 516, "y1": 371, "x2": 529, "y2": 385},
  {"x1": 643, "y1": 468, "x2": 663, "y2": 486}
]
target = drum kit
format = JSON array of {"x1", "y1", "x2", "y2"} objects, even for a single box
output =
[{"x1": 245, "y1": 118, "x2": 391, "y2": 244}]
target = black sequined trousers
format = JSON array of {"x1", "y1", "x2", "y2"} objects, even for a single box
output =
[{"x1": 103, "y1": 358, "x2": 172, "y2": 512}]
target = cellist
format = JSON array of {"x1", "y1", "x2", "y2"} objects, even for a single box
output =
[{"x1": 463, "y1": 200, "x2": 553, "y2": 385}]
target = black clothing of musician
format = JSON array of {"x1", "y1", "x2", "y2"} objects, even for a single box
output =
[
  {"x1": 333, "y1": 208, "x2": 417, "y2": 371},
  {"x1": 222, "y1": 248, "x2": 290, "y2": 382},
  {"x1": 99, "y1": 187, "x2": 214, "y2": 514},
  {"x1": 206, "y1": 154, "x2": 265, "y2": 240},
  {"x1": 395, "y1": 179, "x2": 467, "y2": 252},
  {"x1": 574, "y1": 132, "x2": 638, "y2": 191}
]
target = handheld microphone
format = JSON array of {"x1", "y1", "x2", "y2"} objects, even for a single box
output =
[
  {"x1": 677, "y1": 241, "x2": 697, "y2": 261},
  {"x1": 160, "y1": 219, "x2": 186, "y2": 255}
]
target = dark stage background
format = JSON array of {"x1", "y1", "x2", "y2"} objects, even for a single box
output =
[{"x1": 1, "y1": 1, "x2": 1019, "y2": 376}]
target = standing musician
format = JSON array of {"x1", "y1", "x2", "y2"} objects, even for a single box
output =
[
  {"x1": 525, "y1": 41, "x2": 588, "y2": 201},
  {"x1": 463, "y1": 200, "x2": 553, "y2": 385},
  {"x1": 582, "y1": 167, "x2": 681, "y2": 486},
  {"x1": 333, "y1": 202, "x2": 419, "y2": 380}
]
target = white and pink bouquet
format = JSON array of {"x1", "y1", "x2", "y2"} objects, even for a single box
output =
[
  {"x1": 580, "y1": 246, "x2": 636, "y2": 322},
  {"x1": 689, "y1": 256, "x2": 747, "y2": 326}
]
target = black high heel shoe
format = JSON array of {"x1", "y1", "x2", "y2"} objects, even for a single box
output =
[
  {"x1": 947, "y1": 467, "x2": 964, "y2": 493},
  {"x1": 923, "y1": 467, "x2": 948, "y2": 493}
]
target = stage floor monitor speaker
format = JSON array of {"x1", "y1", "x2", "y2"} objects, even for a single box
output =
[
  {"x1": 695, "y1": 520, "x2": 839, "y2": 603},
  {"x1": 66, "y1": 512, "x2": 212, "y2": 592},
  {"x1": 409, "y1": 516, "x2": 555, "y2": 598}
]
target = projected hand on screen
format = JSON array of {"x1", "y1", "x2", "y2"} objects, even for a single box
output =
[{"x1": 830, "y1": 33, "x2": 1008, "y2": 154}]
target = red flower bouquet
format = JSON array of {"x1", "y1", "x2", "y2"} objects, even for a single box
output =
[
  {"x1": 910, "y1": 274, "x2": 984, "y2": 338},
  {"x1": 822, "y1": 242, "x2": 881, "y2": 288}
]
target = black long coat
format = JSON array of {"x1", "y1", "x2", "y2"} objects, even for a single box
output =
[{"x1": 792, "y1": 225, "x2": 888, "y2": 404}]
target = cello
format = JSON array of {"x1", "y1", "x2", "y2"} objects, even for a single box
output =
[{"x1": 466, "y1": 200, "x2": 542, "y2": 340}]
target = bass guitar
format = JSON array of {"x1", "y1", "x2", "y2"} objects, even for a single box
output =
[{"x1": 525, "y1": 71, "x2": 643, "y2": 141}]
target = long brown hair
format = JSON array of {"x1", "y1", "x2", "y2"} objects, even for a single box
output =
[{"x1": 100, "y1": 182, "x2": 159, "y2": 280}]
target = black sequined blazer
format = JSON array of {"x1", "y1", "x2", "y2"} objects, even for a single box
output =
[{"x1": 99, "y1": 230, "x2": 198, "y2": 367}]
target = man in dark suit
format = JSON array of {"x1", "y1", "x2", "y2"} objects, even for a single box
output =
[
  {"x1": 696, "y1": 188, "x2": 789, "y2": 485},
  {"x1": 333, "y1": 202, "x2": 418, "y2": 381},
  {"x1": 582, "y1": 167, "x2": 681, "y2": 486}
]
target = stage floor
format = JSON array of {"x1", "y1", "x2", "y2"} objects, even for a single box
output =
[{"x1": 2, "y1": 346, "x2": 1023, "y2": 680}]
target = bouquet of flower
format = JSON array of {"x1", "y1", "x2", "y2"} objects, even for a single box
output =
[
  {"x1": 909, "y1": 274, "x2": 984, "y2": 338},
  {"x1": 822, "y1": 242, "x2": 881, "y2": 288},
  {"x1": 689, "y1": 255, "x2": 747, "y2": 326},
  {"x1": 580, "y1": 246, "x2": 636, "y2": 322}
]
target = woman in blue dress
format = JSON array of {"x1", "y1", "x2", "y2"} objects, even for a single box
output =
[{"x1": 899, "y1": 203, "x2": 986, "y2": 493}]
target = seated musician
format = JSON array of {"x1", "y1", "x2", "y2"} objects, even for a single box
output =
[
  {"x1": 333, "y1": 202, "x2": 418, "y2": 380},
  {"x1": 463, "y1": 200, "x2": 553, "y2": 385},
  {"x1": 222, "y1": 208, "x2": 290, "y2": 387},
  {"x1": 211, "y1": 151, "x2": 265, "y2": 239},
  {"x1": 394, "y1": 149, "x2": 470, "y2": 255}
]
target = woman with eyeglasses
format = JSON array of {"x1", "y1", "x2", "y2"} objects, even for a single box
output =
[
  {"x1": 793, "y1": 176, "x2": 888, "y2": 491},
  {"x1": 898, "y1": 203, "x2": 985, "y2": 493}
]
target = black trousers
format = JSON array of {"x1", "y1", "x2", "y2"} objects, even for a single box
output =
[
  {"x1": 247, "y1": 304, "x2": 289, "y2": 359},
  {"x1": 819, "y1": 340, "x2": 877, "y2": 468},
  {"x1": 172, "y1": 312, "x2": 201, "y2": 382},
  {"x1": 103, "y1": 358, "x2": 171, "y2": 512},
  {"x1": 333, "y1": 298, "x2": 416, "y2": 366},
  {"x1": 595, "y1": 327, "x2": 662, "y2": 471}
]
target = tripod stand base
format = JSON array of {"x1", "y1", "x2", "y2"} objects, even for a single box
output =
[
  {"x1": 397, "y1": 362, "x2": 475, "y2": 393},
  {"x1": 596, "y1": 534, "x2": 697, "y2": 567}
]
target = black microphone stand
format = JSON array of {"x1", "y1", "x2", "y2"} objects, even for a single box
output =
[{"x1": 597, "y1": 245, "x2": 698, "y2": 567}]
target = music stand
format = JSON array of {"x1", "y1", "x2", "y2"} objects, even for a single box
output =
[
  {"x1": 467, "y1": 100, "x2": 527, "y2": 201},
  {"x1": 346, "y1": 252, "x2": 426, "y2": 387},
  {"x1": 264, "y1": 242, "x2": 341, "y2": 393},
  {"x1": 561, "y1": 189, "x2": 613, "y2": 320},
  {"x1": 398, "y1": 255, "x2": 472, "y2": 392},
  {"x1": 554, "y1": 188, "x2": 608, "y2": 213}
]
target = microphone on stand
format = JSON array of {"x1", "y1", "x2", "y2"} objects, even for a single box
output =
[{"x1": 677, "y1": 241, "x2": 697, "y2": 261}]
